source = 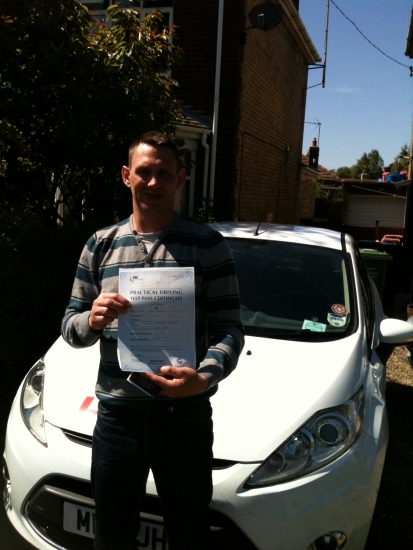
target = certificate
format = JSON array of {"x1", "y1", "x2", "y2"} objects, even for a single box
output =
[{"x1": 118, "y1": 267, "x2": 196, "y2": 373}]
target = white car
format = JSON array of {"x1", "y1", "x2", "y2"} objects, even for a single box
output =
[{"x1": 4, "y1": 222, "x2": 413, "y2": 550}]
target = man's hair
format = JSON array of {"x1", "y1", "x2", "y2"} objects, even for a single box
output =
[{"x1": 128, "y1": 131, "x2": 181, "y2": 168}]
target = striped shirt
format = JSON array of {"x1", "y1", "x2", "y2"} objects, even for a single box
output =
[{"x1": 61, "y1": 214, "x2": 244, "y2": 408}]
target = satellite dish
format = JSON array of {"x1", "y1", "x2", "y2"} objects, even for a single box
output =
[{"x1": 248, "y1": 3, "x2": 283, "y2": 31}]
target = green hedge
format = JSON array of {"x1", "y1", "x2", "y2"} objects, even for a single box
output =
[{"x1": 0, "y1": 223, "x2": 99, "y2": 394}]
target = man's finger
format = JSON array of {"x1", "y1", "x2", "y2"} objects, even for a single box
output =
[
  {"x1": 142, "y1": 368, "x2": 208, "y2": 398},
  {"x1": 159, "y1": 366, "x2": 183, "y2": 378},
  {"x1": 143, "y1": 372, "x2": 179, "y2": 387},
  {"x1": 98, "y1": 293, "x2": 131, "y2": 313},
  {"x1": 88, "y1": 293, "x2": 131, "y2": 331}
]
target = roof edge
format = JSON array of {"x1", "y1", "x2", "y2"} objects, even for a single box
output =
[
  {"x1": 405, "y1": 5, "x2": 413, "y2": 58},
  {"x1": 175, "y1": 124, "x2": 212, "y2": 136},
  {"x1": 279, "y1": 0, "x2": 322, "y2": 64},
  {"x1": 301, "y1": 165, "x2": 318, "y2": 174}
]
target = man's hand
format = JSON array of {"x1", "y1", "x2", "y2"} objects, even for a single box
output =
[
  {"x1": 88, "y1": 293, "x2": 131, "y2": 331},
  {"x1": 142, "y1": 366, "x2": 208, "y2": 398}
]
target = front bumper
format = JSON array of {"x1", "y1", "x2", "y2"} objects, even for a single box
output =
[{"x1": 4, "y1": 383, "x2": 388, "y2": 550}]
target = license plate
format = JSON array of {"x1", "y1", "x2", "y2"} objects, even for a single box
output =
[{"x1": 63, "y1": 502, "x2": 168, "y2": 549}]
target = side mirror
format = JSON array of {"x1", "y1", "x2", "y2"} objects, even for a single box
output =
[{"x1": 379, "y1": 318, "x2": 413, "y2": 344}]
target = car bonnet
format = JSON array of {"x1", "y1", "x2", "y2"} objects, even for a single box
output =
[
  {"x1": 42, "y1": 333, "x2": 366, "y2": 462},
  {"x1": 42, "y1": 337, "x2": 100, "y2": 437},
  {"x1": 211, "y1": 332, "x2": 367, "y2": 462}
]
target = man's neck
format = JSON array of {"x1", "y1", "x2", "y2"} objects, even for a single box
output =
[{"x1": 132, "y1": 210, "x2": 176, "y2": 234}]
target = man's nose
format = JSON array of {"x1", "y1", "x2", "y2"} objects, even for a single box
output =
[{"x1": 147, "y1": 173, "x2": 160, "y2": 186}]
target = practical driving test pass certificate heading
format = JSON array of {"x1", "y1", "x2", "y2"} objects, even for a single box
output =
[{"x1": 118, "y1": 267, "x2": 196, "y2": 373}]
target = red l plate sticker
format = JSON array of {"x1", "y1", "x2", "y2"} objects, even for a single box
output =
[{"x1": 331, "y1": 304, "x2": 347, "y2": 316}]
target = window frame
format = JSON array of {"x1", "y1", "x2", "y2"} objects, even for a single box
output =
[
  {"x1": 91, "y1": 2, "x2": 173, "y2": 30},
  {"x1": 353, "y1": 245, "x2": 376, "y2": 351}
]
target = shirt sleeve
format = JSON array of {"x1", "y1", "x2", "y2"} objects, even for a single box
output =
[
  {"x1": 61, "y1": 235, "x2": 102, "y2": 348},
  {"x1": 197, "y1": 233, "x2": 245, "y2": 388}
]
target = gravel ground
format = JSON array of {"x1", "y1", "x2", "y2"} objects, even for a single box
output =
[
  {"x1": 365, "y1": 345, "x2": 413, "y2": 549},
  {"x1": 385, "y1": 345, "x2": 413, "y2": 386}
]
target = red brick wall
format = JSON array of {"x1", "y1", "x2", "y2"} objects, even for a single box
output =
[
  {"x1": 232, "y1": 0, "x2": 309, "y2": 223},
  {"x1": 174, "y1": 0, "x2": 310, "y2": 222},
  {"x1": 298, "y1": 167, "x2": 317, "y2": 220},
  {"x1": 173, "y1": 0, "x2": 244, "y2": 216}
]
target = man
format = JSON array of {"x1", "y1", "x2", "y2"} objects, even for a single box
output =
[{"x1": 62, "y1": 131, "x2": 244, "y2": 550}]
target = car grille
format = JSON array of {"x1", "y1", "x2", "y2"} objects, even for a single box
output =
[
  {"x1": 25, "y1": 474, "x2": 258, "y2": 550},
  {"x1": 62, "y1": 429, "x2": 237, "y2": 469},
  {"x1": 62, "y1": 429, "x2": 92, "y2": 447}
]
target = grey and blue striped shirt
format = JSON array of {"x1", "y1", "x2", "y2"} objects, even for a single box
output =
[{"x1": 62, "y1": 214, "x2": 244, "y2": 408}]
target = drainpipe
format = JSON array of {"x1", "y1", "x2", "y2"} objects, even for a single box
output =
[
  {"x1": 208, "y1": 0, "x2": 224, "y2": 204},
  {"x1": 187, "y1": 148, "x2": 197, "y2": 218},
  {"x1": 201, "y1": 134, "x2": 210, "y2": 203}
]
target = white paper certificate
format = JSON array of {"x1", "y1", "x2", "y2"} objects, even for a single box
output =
[{"x1": 118, "y1": 267, "x2": 196, "y2": 372}]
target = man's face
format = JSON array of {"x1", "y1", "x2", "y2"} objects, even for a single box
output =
[{"x1": 121, "y1": 143, "x2": 185, "y2": 219}]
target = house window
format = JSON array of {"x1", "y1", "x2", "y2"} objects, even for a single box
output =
[
  {"x1": 124, "y1": 1, "x2": 174, "y2": 75},
  {"x1": 80, "y1": 0, "x2": 109, "y2": 6},
  {"x1": 139, "y1": 2, "x2": 173, "y2": 28},
  {"x1": 81, "y1": 1, "x2": 111, "y2": 26},
  {"x1": 90, "y1": 2, "x2": 175, "y2": 30},
  {"x1": 86, "y1": 1, "x2": 173, "y2": 30},
  {"x1": 115, "y1": 1, "x2": 173, "y2": 26},
  {"x1": 116, "y1": 1, "x2": 173, "y2": 6},
  {"x1": 142, "y1": 1, "x2": 173, "y2": 7}
]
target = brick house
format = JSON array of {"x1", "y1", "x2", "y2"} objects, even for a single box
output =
[
  {"x1": 87, "y1": 1, "x2": 320, "y2": 221},
  {"x1": 298, "y1": 162, "x2": 318, "y2": 222},
  {"x1": 299, "y1": 139, "x2": 342, "y2": 228},
  {"x1": 299, "y1": 137, "x2": 321, "y2": 222}
]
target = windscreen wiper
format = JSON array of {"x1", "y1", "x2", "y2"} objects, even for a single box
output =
[
  {"x1": 275, "y1": 329, "x2": 339, "y2": 339},
  {"x1": 246, "y1": 329, "x2": 335, "y2": 339},
  {"x1": 279, "y1": 329, "x2": 324, "y2": 337}
]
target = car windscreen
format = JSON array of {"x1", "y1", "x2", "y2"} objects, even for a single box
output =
[{"x1": 227, "y1": 238, "x2": 355, "y2": 341}]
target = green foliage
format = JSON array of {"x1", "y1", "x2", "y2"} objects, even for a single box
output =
[
  {"x1": 335, "y1": 166, "x2": 352, "y2": 179},
  {"x1": 0, "y1": 0, "x2": 181, "y2": 228},
  {"x1": 390, "y1": 144, "x2": 410, "y2": 174},
  {"x1": 194, "y1": 198, "x2": 221, "y2": 223},
  {"x1": 315, "y1": 182, "x2": 329, "y2": 199},
  {"x1": 0, "y1": 223, "x2": 97, "y2": 394},
  {"x1": 351, "y1": 149, "x2": 384, "y2": 180},
  {"x1": 335, "y1": 149, "x2": 384, "y2": 180}
]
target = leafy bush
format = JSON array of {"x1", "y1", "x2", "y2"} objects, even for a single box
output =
[
  {"x1": 0, "y1": 223, "x2": 99, "y2": 390},
  {"x1": 0, "y1": 0, "x2": 181, "y2": 228}
]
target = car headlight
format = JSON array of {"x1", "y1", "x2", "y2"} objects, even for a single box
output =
[
  {"x1": 245, "y1": 386, "x2": 364, "y2": 487},
  {"x1": 20, "y1": 358, "x2": 47, "y2": 446}
]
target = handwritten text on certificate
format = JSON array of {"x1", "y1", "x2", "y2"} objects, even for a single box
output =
[{"x1": 118, "y1": 267, "x2": 196, "y2": 372}]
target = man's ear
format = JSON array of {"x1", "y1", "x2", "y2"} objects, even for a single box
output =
[
  {"x1": 176, "y1": 168, "x2": 186, "y2": 190},
  {"x1": 121, "y1": 166, "x2": 131, "y2": 188}
]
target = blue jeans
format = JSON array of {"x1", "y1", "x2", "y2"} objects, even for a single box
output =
[{"x1": 91, "y1": 400, "x2": 214, "y2": 550}]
